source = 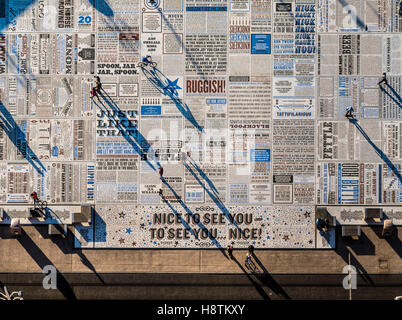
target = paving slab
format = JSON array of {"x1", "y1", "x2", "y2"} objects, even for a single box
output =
[{"x1": 2, "y1": 225, "x2": 401, "y2": 275}]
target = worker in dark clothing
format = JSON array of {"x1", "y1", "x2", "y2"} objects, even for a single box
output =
[
  {"x1": 378, "y1": 72, "x2": 388, "y2": 86},
  {"x1": 95, "y1": 76, "x2": 102, "y2": 92},
  {"x1": 316, "y1": 218, "x2": 328, "y2": 233}
]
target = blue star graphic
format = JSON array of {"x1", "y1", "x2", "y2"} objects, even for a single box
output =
[
  {"x1": 165, "y1": 78, "x2": 181, "y2": 94},
  {"x1": 125, "y1": 228, "x2": 132, "y2": 235},
  {"x1": 168, "y1": 78, "x2": 181, "y2": 89}
]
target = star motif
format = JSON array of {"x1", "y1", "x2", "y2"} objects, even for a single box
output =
[
  {"x1": 308, "y1": 240, "x2": 313, "y2": 244},
  {"x1": 304, "y1": 211, "x2": 311, "y2": 218},
  {"x1": 132, "y1": 242, "x2": 136, "y2": 246},
  {"x1": 125, "y1": 228, "x2": 132, "y2": 235},
  {"x1": 283, "y1": 235, "x2": 289, "y2": 241},
  {"x1": 166, "y1": 78, "x2": 181, "y2": 90},
  {"x1": 119, "y1": 212, "x2": 126, "y2": 218},
  {"x1": 118, "y1": 238, "x2": 125, "y2": 244}
]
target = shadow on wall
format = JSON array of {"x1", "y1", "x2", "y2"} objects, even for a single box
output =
[
  {"x1": 183, "y1": 162, "x2": 242, "y2": 231},
  {"x1": 160, "y1": 10, "x2": 207, "y2": 80},
  {"x1": 95, "y1": 91, "x2": 160, "y2": 171},
  {"x1": 380, "y1": 83, "x2": 402, "y2": 109},
  {"x1": 349, "y1": 118, "x2": 402, "y2": 184},
  {"x1": 140, "y1": 66, "x2": 204, "y2": 132},
  {"x1": 0, "y1": 0, "x2": 114, "y2": 31},
  {"x1": 335, "y1": 226, "x2": 375, "y2": 286},
  {"x1": 161, "y1": 177, "x2": 227, "y2": 254},
  {"x1": 16, "y1": 228, "x2": 76, "y2": 300},
  {"x1": 0, "y1": 102, "x2": 46, "y2": 175}
]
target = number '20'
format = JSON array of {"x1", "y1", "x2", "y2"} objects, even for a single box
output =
[{"x1": 78, "y1": 16, "x2": 92, "y2": 24}]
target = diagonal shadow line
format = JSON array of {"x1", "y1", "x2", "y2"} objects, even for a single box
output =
[
  {"x1": 350, "y1": 119, "x2": 402, "y2": 184},
  {"x1": 231, "y1": 256, "x2": 270, "y2": 300},
  {"x1": 0, "y1": 0, "x2": 125, "y2": 177},
  {"x1": 252, "y1": 254, "x2": 291, "y2": 300},
  {"x1": 0, "y1": 116, "x2": 44, "y2": 174},
  {"x1": 161, "y1": 196, "x2": 198, "y2": 240},
  {"x1": 184, "y1": 162, "x2": 242, "y2": 232},
  {"x1": 30, "y1": 223, "x2": 106, "y2": 285},
  {"x1": 169, "y1": 93, "x2": 204, "y2": 133},
  {"x1": 95, "y1": 97, "x2": 138, "y2": 140},
  {"x1": 98, "y1": 89, "x2": 162, "y2": 167},
  {"x1": 96, "y1": 101, "x2": 155, "y2": 166},
  {"x1": 277, "y1": 0, "x2": 361, "y2": 35},
  {"x1": 16, "y1": 229, "x2": 76, "y2": 300},
  {"x1": 88, "y1": 0, "x2": 114, "y2": 17},
  {"x1": 93, "y1": 98, "x2": 157, "y2": 171},
  {"x1": 0, "y1": 1, "x2": 115, "y2": 91},
  {"x1": 90, "y1": 208, "x2": 107, "y2": 243},
  {"x1": 140, "y1": 67, "x2": 204, "y2": 132},
  {"x1": 348, "y1": 250, "x2": 375, "y2": 286},
  {"x1": 99, "y1": 94, "x2": 159, "y2": 167},
  {"x1": 161, "y1": 177, "x2": 227, "y2": 254},
  {"x1": 0, "y1": 0, "x2": 114, "y2": 32},
  {"x1": 0, "y1": 1, "x2": 36, "y2": 32},
  {"x1": 0, "y1": 0, "x2": 122, "y2": 125},
  {"x1": 188, "y1": 158, "x2": 219, "y2": 195},
  {"x1": 43, "y1": 207, "x2": 63, "y2": 224},
  {"x1": 0, "y1": 102, "x2": 46, "y2": 175},
  {"x1": 380, "y1": 86, "x2": 402, "y2": 109},
  {"x1": 100, "y1": 86, "x2": 237, "y2": 249},
  {"x1": 76, "y1": 250, "x2": 106, "y2": 285},
  {"x1": 336, "y1": 238, "x2": 376, "y2": 286},
  {"x1": 99, "y1": 90, "x2": 240, "y2": 237},
  {"x1": 384, "y1": 230, "x2": 402, "y2": 259},
  {"x1": 2, "y1": 52, "x2": 34, "y2": 87},
  {"x1": 337, "y1": 0, "x2": 366, "y2": 29},
  {"x1": 0, "y1": 114, "x2": 11, "y2": 131},
  {"x1": 365, "y1": 1, "x2": 385, "y2": 28},
  {"x1": 160, "y1": 11, "x2": 207, "y2": 80},
  {"x1": 384, "y1": 83, "x2": 402, "y2": 107},
  {"x1": 367, "y1": 223, "x2": 402, "y2": 259},
  {"x1": 184, "y1": 162, "x2": 218, "y2": 199}
]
